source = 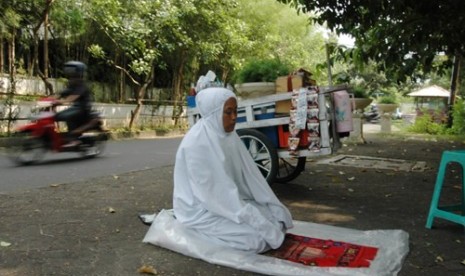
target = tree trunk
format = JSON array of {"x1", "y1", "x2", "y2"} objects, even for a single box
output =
[
  {"x1": 118, "y1": 55, "x2": 124, "y2": 103},
  {"x1": 0, "y1": 37, "x2": 3, "y2": 74},
  {"x1": 43, "y1": 11, "x2": 49, "y2": 79},
  {"x1": 6, "y1": 31, "x2": 17, "y2": 134},
  {"x1": 32, "y1": 31, "x2": 54, "y2": 95},
  {"x1": 447, "y1": 53, "x2": 461, "y2": 127},
  {"x1": 8, "y1": 33, "x2": 15, "y2": 91},
  {"x1": 129, "y1": 106, "x2": 141, "y2": 129},
  {"x1": 31, "y1": 0, "x2": 55, "y2": 95},
  {"x1": 172, "y1": 73, "x2": 182, "y2": 126},
  {"x1": 116, "y1": 53, "x2": 126, "y2": 103},
  {"x1": 172, "y1": 55, "x2": 186, "y2": 126},
  {"x1": 128, "y1": 76, "x2": 152, "y2": 129}
]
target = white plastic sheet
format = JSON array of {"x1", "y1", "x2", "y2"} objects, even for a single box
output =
[{"x1": 143, "y1": 209, "x2": 409, "y2": 276}]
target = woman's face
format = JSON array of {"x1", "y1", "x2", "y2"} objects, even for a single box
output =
[{"x1": 222, "y1": 97, "x2": 237, "y2": 133}]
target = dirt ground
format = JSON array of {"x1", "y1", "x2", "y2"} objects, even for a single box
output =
[{"x1": 1, "y1": 132, "x2": 465, "y2": 276}]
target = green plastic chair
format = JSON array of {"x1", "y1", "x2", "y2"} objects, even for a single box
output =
[{"x1": 426, "y1": 150, "x2": 465, "y2": 229}]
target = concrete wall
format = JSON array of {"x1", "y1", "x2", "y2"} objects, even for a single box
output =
[
  {"x1": 0, "y1": 74, "x2": 67, "y2": 96},
  {"x1": 0, "y1": 74, "x2": 184, "y2": 132},
  {"x1": 0, "y1": 101, "x2": 186, "y2": 132},
  {"x1": 93, "y1": 103, "x2": 184, "y2": 128},
  {"x1": 0, "y1": 74, "x2": 167, "y2": 103}
]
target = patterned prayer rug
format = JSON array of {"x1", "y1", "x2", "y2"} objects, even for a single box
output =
[{"x1": 265, "y1": 233, "x2": 378, "y2": 267}]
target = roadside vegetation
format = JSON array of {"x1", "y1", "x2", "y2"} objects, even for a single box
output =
[{"x1": 1, "y1": 0, "x2": 465, "y2": 136}]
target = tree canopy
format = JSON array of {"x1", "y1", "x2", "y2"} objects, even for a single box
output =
[
  {"x1": 279, "y1": 0, "x2": 465, "y2": 84},
  {"x1": 1, "y1": 0, "x2": 331, "y2": 128},
  {"x1": 1, "y1": 0, "x2": 326, "y2": 90}
]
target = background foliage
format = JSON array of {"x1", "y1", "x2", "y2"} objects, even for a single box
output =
[{"x1": 1, "y1": 0, "x2": 463, "y2": 130}]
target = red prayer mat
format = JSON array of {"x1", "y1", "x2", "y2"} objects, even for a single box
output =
[{"x1": 265, "y1": 233, "x2": 378, "y2": 267}]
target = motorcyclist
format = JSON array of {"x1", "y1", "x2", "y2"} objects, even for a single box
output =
[
  {"x1": 54, "y1": 61, "x2": 93, "y2": 147},
  {"x1": 364, "y1": 104, "x2": 380, "y2": 122}
]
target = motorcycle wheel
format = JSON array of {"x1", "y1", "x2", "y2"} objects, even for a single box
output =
[
  {"x1": 7, "y1": 131, "x2": 47, "y2": 165},
  {"x1": 79, "y1": 132, "x2": 107, "y2": 158}
]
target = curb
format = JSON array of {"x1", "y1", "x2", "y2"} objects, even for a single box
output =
[{"x1": 110, "y1": 129, "x2": 186, "y2": 140}]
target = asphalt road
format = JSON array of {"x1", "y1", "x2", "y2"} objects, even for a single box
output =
[
  {"x1": 0, "y1": 122, "x2": 387, "y2": 194},
  {"x1": 0, "y1": 137, "x2": 182, "y2": 193},
  {"x1": 2, "y1": 133, "x2": 464, "y2": 276}
]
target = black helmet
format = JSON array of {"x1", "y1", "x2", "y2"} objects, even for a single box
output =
[{"x1": 63, "y1": 61, "x2": 87, "y2": 79}]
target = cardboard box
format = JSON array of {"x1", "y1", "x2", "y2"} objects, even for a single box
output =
[
  {"x1": 275, "y1": 75, "x2": 304, "y2": 114},
  {"x1": 275, "y1": 75, "x2": 305, "y2": 93}
]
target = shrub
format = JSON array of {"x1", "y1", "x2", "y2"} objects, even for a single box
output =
[
  {"x1": 408, "y1": 114, "x2": 446, "y2": 135},
  {"x1": 378, "y1": 94, "x2": 397, "y2": 104},
  {"x1": 234, "y1": 58, "x2": 291, "y2": 83},
  {"x1": 352, "y1": 86, "x2": 369, "y2": 98},
  {"x1": 446, "y1": 99, "x2": 465, "y2": 135}
]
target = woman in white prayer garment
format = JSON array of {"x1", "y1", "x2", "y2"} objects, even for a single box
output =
[{"x1": 173, "y1": 87, "x2": 293, "y2": 253}]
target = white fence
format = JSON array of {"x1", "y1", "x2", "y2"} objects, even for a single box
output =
[
  {"x1": 0, "y1": 74, "x2": 67, "y2": 96},
  {"x1": 0, "y1": 74, "x2": 186, "y2": 132},
  {"x1": 0, "y1": 101, "x2": 187, "y2": 133}
]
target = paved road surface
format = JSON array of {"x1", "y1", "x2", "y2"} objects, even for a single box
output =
[{"x1": 0, "y1": 137, "x2": 182, "y2": 193}]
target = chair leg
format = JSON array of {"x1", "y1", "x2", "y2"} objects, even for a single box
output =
[
  {"x1": 462, "y1": 167, "x2": 465, "y2": 216},
  {"x1": 426, "y1": 157, "x2": 449, "y2": 229}
]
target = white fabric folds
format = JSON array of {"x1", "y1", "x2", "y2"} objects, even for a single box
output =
[
  {"x1": 172, "y1": 87, "x2": 293, "y2": 253},
  {"x1": 143, "y1": 209, "x2": 409, "y2": 276}
]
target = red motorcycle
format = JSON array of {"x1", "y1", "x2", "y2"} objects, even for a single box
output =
[{"x1": 7, "y1": 97, "x2": 108, "y2": 165}]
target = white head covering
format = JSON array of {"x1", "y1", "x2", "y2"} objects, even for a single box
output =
[
  {"x1": 173, "y1": 87, "x2": 293, "y2": 253},
  {"x1": 195, "y1": 87, "x2": 236, "y2": 136}
]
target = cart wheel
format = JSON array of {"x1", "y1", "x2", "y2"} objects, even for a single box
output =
[
  {"x1": 237, "y1": 128, "x2": 278, "y2": 184},
  {"x1": 276, "y1": 157, "x2": 306, "y2": 183}
]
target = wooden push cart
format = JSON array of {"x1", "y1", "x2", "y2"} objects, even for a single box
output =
[{"x1": 186, "y1": 85, "x2": 351, "y2": 184}]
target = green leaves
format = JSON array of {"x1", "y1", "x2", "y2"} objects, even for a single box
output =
[
  {"x1": 234, "y1": 58, "x2": 292, "y2": 83},
  {"x1": 86, "y1": 0, "x2": 163, "y2": 80},
  {"x1": 88, "y1": 44, "x2": 106, "y2": 59},
  {"x1": 280, "y1": 0, "x2": 465, "y2": 84}
]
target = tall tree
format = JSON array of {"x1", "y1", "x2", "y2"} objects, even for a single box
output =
[
  {"x1": 235, "y1": 0, "x2": 327, "y2": 81},
  {"x1": 280, "y1": 1, "x2": 465, "y2": 79},
  {"x1": 87, "y1": 0, "x2": 164, "y2": 129},
  {"x1": 0, "y1": 3, "x2": 22, "y2": 78},
  {"x1": 280, "y1": 0, "x2": 465, "y2": 124},
  {"x1": 158, "y1": 0, "x2": 245, "y2": 125},
  {"x1": 31, "y1": 0, "x2": 55, "y2": 95},
  {"x1": 50, "y1": 0, "x2": 94, "y2": 71},
  {"x1": 0, "y1": 5, "x2": 21, "y2": 133}
]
